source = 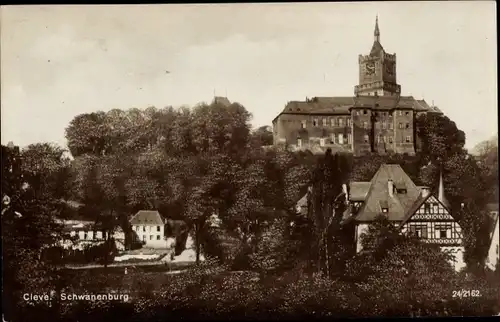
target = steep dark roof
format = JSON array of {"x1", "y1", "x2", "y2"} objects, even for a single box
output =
[
  {"x1": 213, "y1": 96, "x2": 231, "y2": 107},
  {"x1": 370, "y1": 41, "x2": 385, "y2": 57},
  {"x1": 353, "y1": 164, "x2": 421, "y2": 222},
  {"x1": 130, "y1": 210, "x2": 165, "y2": 225}
]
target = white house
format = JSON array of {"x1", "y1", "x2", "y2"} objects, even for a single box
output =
[
  {"x1": 485, "y1": 203, "x2": 499, "y2": 271},
  {"x1": 130, "y1": 210, "x2": 167, "y2": 248},
  {"x1": 59, "y1": 220, "x2": 125, "y2": 251}
]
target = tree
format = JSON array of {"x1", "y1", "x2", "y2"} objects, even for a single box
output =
[
  {"x1": 65, "y1": 112, "x2": 110, "y2": 157},
  {"x1": 473, "y1": 135, "x2": 498, "y2": 203},
  {"x1": 346, "y1": 216, "x2": 459, "y2": 316},
  {"x1": 2, "y1": 144, "x2": 65, "y2": 321},
  {"x1": 250, "y1": 125, "x2": 273, "y2": 147}
]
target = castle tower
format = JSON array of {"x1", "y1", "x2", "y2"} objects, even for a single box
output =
[{"x1": 354, "y1": 16, "x2": 401, "y2": 97}]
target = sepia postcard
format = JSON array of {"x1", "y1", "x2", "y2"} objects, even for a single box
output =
[{"x1": 1, "y1": 2, "x2": 498, "y2": 320}]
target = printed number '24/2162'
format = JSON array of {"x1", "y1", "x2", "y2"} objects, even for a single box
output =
[{"x1": 452, "y1": 290, "x2": 481, "y2": 298}]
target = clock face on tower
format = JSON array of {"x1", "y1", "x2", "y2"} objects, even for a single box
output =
[{"x1": 365, "y1": 61, "x2": 375, "y2": 75}]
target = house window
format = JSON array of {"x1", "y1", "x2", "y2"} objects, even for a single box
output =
[
  {"x1": 363, "y1": 110, "x2": 367, "y2": 115},
  {"x1": 143, "y1": 226, "x2": 146, "y2": 232},
  {"x1": 405, "y1": 123, "x2": 410, "y2": 129},
  {"x1": 313, "y1": 119, "x2": 318, "y2": 127},
  {"x1": 339, "y1": 118, "x2": 344, "y2": 127},
  {"x1": 424, "y1": 203, "x2": 431, "y2": 213},
  {"x1": 297, "y1": 138, "x2": 302, "y2": 147},
  {"x1": 320, "y1": 138, "x2": 325, "y2": 147},
  {"x1": 150, "y1": 235, "x2": 153, "y2": 240},
  {"x1": 389, "y1": 123, "x2": 393, "y2": 130},
  {"x1": 388, "y1": 136, "x2": 393, "y2": 143},
  {"x1": 347, "y1": 134, "x2": 352, "y2": 144},
  {"x1": 433, "y1": 203, "x2": 439, "y2": 213},
  {"x1": 382, "y1": 122, "x2": 387, "y2": 129},
  {"x1": 322, "y1": 118, "x2": 327, "y2": 126},
  {"x1": 364, "y1": 135, "x2": 369, "y2": 143},
  {"x1": 157, "y1": 235, "x2": 161, "y2": 240},
  {"x1": 406, "y1": 136, "x2": 411, "y2": 143},
  {"x1": 409, "y1": 224, "x2": 428, "y2": 238},
  {"x1": 399, "y1": 123, "x2": 403, "y2": 129},
  {"x1": 301, "y1": 120, "x2": 307, "y2": 129},
  {"x1": 435, "y1": 224, "x2": 452, "y2": 239},
  {"x1": 338, "y1": 134, "x2": 344, "y2": 145},
  {"x1": 399, "y1": 110, "x2": 403, "y2": 116},
  {"x1": 142, "y1": 235, "x2": 146, "y2": 241},
  {"x1": 84, "y1": 232, "x2": 88, "y2": 240},
  {"x1": 347, "y1": 118, "x2": 351, "y2": 127},
  {"x1": 157, "y1": 226, "x2": 161, "y2": 232},
  {"x1": 330, "y1": 134, "x2": 335, "y2": 144},
  {"x1": 363, "y1": 121, "x2": 368, "y2": 129},
  {"x1": 405, "y1": 111, "x2": 410, "y2": 116}
]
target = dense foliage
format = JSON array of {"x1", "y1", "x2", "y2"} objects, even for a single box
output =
[{"x1": 2, "y1": 102, "x2": 499, "y2": 320}]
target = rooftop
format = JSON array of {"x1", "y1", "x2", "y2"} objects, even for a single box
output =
[{"x1": 130, "y1": 210, "x2": 165, "y2": 226}]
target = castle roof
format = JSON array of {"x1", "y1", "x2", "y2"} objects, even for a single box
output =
[
  {"x1": 273, "y1": 95, "x2": 441, "y2": 122},
  {"x1": 370, "y1": 41, "x2": 385, "y2": 57},
  {"x1": 130, "y1": 210, "x2": 165, "y2": 226}
]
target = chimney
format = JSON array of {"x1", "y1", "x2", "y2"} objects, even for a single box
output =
[
  {"x1": 388, "y1": 180, "x2": 394, "y2": 197},
  {"x1": 420, "y1": 186, "x2": 430, "y2": 198},
  {"x1": 342, "y1": 183, "x2": 349, "y2": 203}
]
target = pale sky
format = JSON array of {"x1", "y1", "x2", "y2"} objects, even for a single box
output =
[{"x1": 1, "y1": 2, "x2": 497, "y2": 150}]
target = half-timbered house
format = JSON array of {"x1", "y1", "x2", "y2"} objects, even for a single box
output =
[{"x1": 341, "y1": 164, "x2": 465, "y2": 271}]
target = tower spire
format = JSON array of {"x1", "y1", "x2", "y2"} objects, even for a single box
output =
[{"x1": 374, "y1": 15, "x2": 380, "y2": 42}]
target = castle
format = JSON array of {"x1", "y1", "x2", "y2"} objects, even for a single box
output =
[{"x1": 272, "y1": 16, "x2": 442, "y2": 156}]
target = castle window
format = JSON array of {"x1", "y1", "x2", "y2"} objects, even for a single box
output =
[
  {"x1": 363, "y1": 110, "x2": 367, "y2": 115},
  {"x1": 319, "y1": 138, "x2": 325, "y2": 147},
  {"x1": 364, "y1": 135, "x2": 369, "y2": 143},
  {"x1": 313, "y1": 119, "x2": 318, "y2": 127},
  {"x1": 356, "y1": 111, "x2": 360, "y2": 116},
  {"x1": 322, "y1": 118, "x2": 327, "y2": 126},
  {"x1": 405, "y1": 111, "x2": 410, "y2": 116},
  {"x1": 382, "y1": 122, "x2": 387, "y2": 129},
  {"x1": 388, "y1": 136, "x2": 393, "y2": 143},
  {"x1": 347, "y1": 118, "x2": 351, "y2": 127},
  {"x1": 331, "y1": 118, "x2": 335, "y2": 127},
  {"x1": 157, "y1": 235, "x2": 161, "y2": 240},
  {"x1": 301, "y1": 120, "x2": 307, "y2": 129},
  {"x1": 338, "y1": 133, "x2": 344, "y2": 145},
  {"x1": 363, "y1": 121, "x2": 368, "y2": 129},
  {"x1": 399, "y1": 111, "x2": 403, "y2": 116},
  {"x1": 339, "y1": 118, "x2": 344, "y2": 126},
  {"x1": 389, "y1": 123, "x2": 393, "y2": 130},
  {"x1": 405, "y1": 123, "x2": 410, "y2": 129},
  {"x1": 297, "y1": 138, "x2": 302, "y2": 147},
  {"x1": 347, "y1": 134, "x2": 352, "y2": 144},
  {"x1": 330, "y1": 133, "x2": 335, "y2": 144},
  {"x1": 399, "y1": 123, "x2": 403, "y2": 129},
  {"x1": 405, "y1": 136, "x2": 411, "y2": 143}
]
